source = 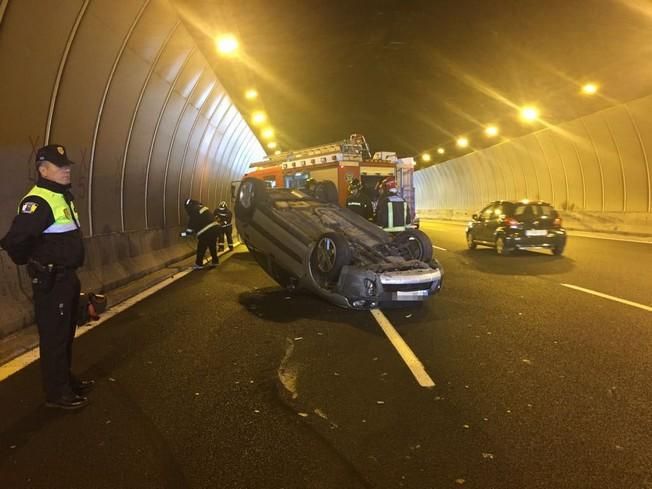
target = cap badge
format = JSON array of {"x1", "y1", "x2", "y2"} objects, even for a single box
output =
[{"x1": 57, "y1": 146, "x2": 65, "y2": 155}]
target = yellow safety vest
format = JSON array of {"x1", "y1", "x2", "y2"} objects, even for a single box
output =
[{"x1": 21, "y1": 185, "x2": 80, "y2": 234}]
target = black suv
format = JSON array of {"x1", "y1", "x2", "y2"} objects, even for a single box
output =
[{"x1": 466, "y1": 200, "x2": 567, "y2": 256}]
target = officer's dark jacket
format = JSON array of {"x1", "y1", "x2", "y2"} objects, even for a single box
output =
[
  {"x1": 213, "y1": 207, "x2": 233, "y2": 227},
  {"x1": 0, "y1": 177, "x2": 84, "y2": 267},
  {"x1": 185, "y1": 204, "x2": 218, "y2": 236},
  {"x1": 346, "y1": 192, "x2": 373, "y2": 220}
]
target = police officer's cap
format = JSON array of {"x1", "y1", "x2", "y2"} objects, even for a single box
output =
[{"x1": 36, "y1": 144, "x2": 75, "y2": 167}]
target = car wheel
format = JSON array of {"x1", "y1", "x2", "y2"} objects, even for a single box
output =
[
  {"x1": 310, "y1": 232, "x2": 352, "y2": 282},
  {"x1": 552, "y1": 243, "x2": 565, "y2": 256},
  {"x1": 393, "y1": 229, "x2": 433, "y2": 262},
  {"x1": 466, "y1": 232, "x2": 477, "y2": 250},
  {"x1": 235, "y1": 178, "x2": 267, "y2": 222},
  {"x1": 495, "y1": 236, "x2": 510, "y2": 256}
]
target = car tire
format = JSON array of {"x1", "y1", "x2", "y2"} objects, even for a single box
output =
[
  {"x1": 235, "y1": 178, "x2": 267, "y2": 222},
  {"x1": 466, "y1": 232, "x2": 477, "y2": 250},
  {"x1": 495, "y1": 236, "x2": 510, "y2": 256},
  {"x1": 552, "y1": 243, "x2": 565, "y2": 256},
  {"x1": 310, "y1": 232, "x2": 352, "y2": 281},
  {"x1": 393, "y1": 229, "x2": 433, "y2": 262}
]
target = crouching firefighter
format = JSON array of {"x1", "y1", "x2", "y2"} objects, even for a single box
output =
[
  {"x1": 182, "y1": 199, "x2": 219, "y2": 269},
  {"x1": 213, "y1": 201, "x2": 233, "y2": 252}
]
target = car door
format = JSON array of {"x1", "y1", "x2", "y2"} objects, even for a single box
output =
[
  {"x1": 484, "y1": 203, "x2": 504, "y2": 241},
  {"x1": 475, "y1": 204, "x2": 496, "y2": 242}
]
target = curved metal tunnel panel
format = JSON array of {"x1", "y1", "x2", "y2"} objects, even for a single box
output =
[
  {"x1": 0, "y1": 0, "x2": 265, "y2": 338},
  {"x1": 416, "y1": 96, "x2": 652, "y2": 232}
]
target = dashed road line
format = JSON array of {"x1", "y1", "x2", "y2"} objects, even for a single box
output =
[
  {"x1": 370, "y1": 309, "x2": 435, "y2": 388},
  {"x1": 432, "y1": 245, "x2": 448, "y2": 251},
  {"x1": 560, "y1": 283, "x2": 652, "y2": 313}
]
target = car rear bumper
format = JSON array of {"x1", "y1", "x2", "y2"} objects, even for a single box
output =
[{"x1": 504, "y1": 229, "x2": 566, "y2": 249}]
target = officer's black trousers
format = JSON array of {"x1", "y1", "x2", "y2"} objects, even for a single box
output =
[
  {"x1": 196, "y1": 228, "x2": 219, "y2": 266},
  {"x1": 217, "y1": 225, "x2": 233, "y2": 250},
  {"x1": 33, "y1": 270, "x2": 80, "y2": 401}
]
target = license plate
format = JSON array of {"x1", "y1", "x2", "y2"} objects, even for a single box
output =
[
  {"x1": 395, "y1": 290, "x2": 429, "y2": 300},
  {"x1": 525, "y1": 229, "x2": 547, "y2": 237}
]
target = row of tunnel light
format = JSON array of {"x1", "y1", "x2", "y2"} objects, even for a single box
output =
[
  {"x1": 419, "y1": 83, "x2": 600, "y2": 163},
  {"x1": 215, "y1": 35, "x2": 282, "y2": 155},
  {"x1": 215, "y1": 34, "x2": 601, "y2": 162}
]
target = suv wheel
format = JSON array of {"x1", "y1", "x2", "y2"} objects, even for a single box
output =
[
  {"x1": 495, "y1": 236, "x2": 510, "y2": 256},
  {"x1": 466, "y1": 232, "x2": 477, "y2": 250},
  {"x1": 552, "y1": 243, "x2": 565, "y2": 256},
  {"x1": 393, "y1": 229, "x2": 433, "y2": 262},
  {"x1": 310, "y1": 232, "x2": 352, "y2": 283}
]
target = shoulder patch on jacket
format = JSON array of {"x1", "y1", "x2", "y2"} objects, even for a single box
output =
[{"x1": 21, "y1": 202, "x2": 39, "y2": 214}]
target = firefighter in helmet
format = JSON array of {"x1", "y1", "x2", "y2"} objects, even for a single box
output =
[
  {"x1": 374, "y1": 176, "x2": 411, "y2": 232},
  {"x1": 345, "y1": 178, "x2": 373, "y2": 220},
  {"x1": 181, "y1": 199, "x2": 219, "y2": 269},
  {"x1": 213, "y1": 201, "x2": 233, "y2": 252}
]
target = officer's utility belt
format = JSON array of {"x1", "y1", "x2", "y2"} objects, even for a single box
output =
[{"x1": 26, "y1": 259, "x2": 74, "y2": 291}]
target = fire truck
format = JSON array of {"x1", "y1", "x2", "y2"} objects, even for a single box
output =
[{"x1": 241, "y1": 134, "x2": 416, "y2": 212}]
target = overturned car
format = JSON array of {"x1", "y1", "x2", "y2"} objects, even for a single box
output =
[{"x1": 234, "y1": 177, "x2": 443, "y2": 310}]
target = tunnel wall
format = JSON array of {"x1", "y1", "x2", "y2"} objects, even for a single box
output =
[
  {"x1": 415, "y1": 96, "x2": 652, "y2": 235},
  {"x1": 0, "y1": 0, "x2": 265, "y2": 338}
]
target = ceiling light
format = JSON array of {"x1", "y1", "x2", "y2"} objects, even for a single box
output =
[
  {"x1": 215, "y1": 35, "x2": 239, "y2": 56},
  {"x1": 485, "y1": 125, "x2": 499, "y2": 137},
  {"x1": 520, "y1": 106, "x2": 540, "y2": 122}
]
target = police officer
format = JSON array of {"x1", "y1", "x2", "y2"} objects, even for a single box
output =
[
  {"x1": 374, "y1": 176, "x2": 411, "y2": 232},
  {"x1": 0, "y1": 144, "x2": 93, "y2": 410},
  {"x1": 213, "y1": 201, "x2": 233, "y2": 252},
  {"x1": 345, "y1": 178, "x2": 373, "y2": 220},
  {"x1": 182, "y1": 199, "x2": 219, "y2": 269}
]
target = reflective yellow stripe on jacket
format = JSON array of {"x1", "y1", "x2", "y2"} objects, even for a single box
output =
[{"x1": 21, "y1": 185, "x2": 80, "y2": 234}]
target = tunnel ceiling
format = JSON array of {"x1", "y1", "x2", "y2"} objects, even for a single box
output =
[{"x1": 172, "y1": 0, "x2": 652, "y2": 164}]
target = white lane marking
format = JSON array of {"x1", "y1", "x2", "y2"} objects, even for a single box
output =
[
  {"x1": 560, "y1": 283, "x2": 652, "y2": 313},
  {"x1": 0, "y1": 245, "x2": 239, "y2": 383},
  {"x1": 432, "y1": 245, "x2": 447, "y2": 251},
  {"x1": 370, "y1": 309, "x2": 435, "y2": 388},
  {"x1": 567, "y1": 232, "x2": 652, "y2": 245}
]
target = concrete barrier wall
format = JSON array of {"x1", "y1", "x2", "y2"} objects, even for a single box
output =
[
  {"x1": 415, "y1": 95, "x2": 652, "y2": 235},
  {"x1": 0, "y1": 0, "x2": 265, "y2": 338}
]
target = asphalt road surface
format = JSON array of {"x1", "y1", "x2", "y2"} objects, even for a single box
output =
[{"x1": 0, "y1": 221, "x2": 650, "y2": 489}]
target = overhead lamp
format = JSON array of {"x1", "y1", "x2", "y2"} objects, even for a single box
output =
[
  {"x1": 262, "y1": 128, "x2": 274, "y2": 139},
  {"x1": 581, "y1": 83, "x2": 598, "y2": 95},
  {"x1": 245, "y1": 89, "x2": 258, "y2": 100},
  {"x1": 267, "y1": 141, "x2": 277, "y2": 149},
  {"x1": 215, "y1": 35, "x2": 239, "y2": 56},
  {"x1": 520, "y1": 106, "x2": 540, "y2": 123},
  {"x1": 456, "y1": 137, "x2": 469, "y2": 148},
  {"x1": 485, "y1": 125, "x2": 499, "y2": 137},
  {"x1": 437, "y1": 147, "x2": 445, "y2": 155},
  {"x1": 421, "y1": 153, "x2": 432, "y2": 162},
  {"x1": 251, "y1": 111, "x2": 267, "y2": 125}
]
